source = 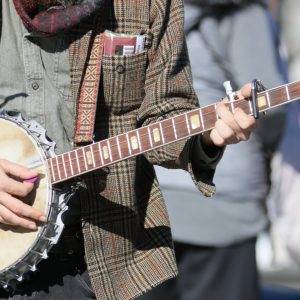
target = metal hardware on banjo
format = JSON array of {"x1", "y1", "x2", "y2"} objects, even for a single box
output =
[
  {"x1": 1, "y1": 80, "x2": 300, "y2": 288},
  {"x1": 0, "y1": 111, "x2": 73, "y2": 288}
]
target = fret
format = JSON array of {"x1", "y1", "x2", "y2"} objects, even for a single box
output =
[
  {"x1": 127, "y1": 131, "x2": 141, "y2": 154},
  {"x1": 55, "y1": 156, "x2": 61, "y2": 180},
  {"x1": 75, "y1": 150, "x2": 81, "y2": 173},
  {"x1": 185, "y1": 113, "x2": 191, "y2": 135},
  {"x1": 90, "y1": 145, "x2": 96, "y2": 167},
  {"x1": 147, "y1": 126, "x2": 153, "y2": 148},
  {"x1": 116, "y1": 136, "x2": 122, "y2": 158},
  {"x1": 138, "y1": 127, "x2": 152, "y2": 151},
  {"x1": 61, "y1": 154, "x2": 68, "y2": 178},
  {"x1": 266, "y1": 91, "x2": 271, "y2": 107},
  {"x1": 214, "y1": 104, "x2": 219, "y2": 119},
  {"x1": 126, "y1": 133, "x2": 132, "y2": 155},
  {"x1": 202, "y1": 104, "x2": 216, "y2": 130},
  {"x1": 174, "y1": 115, "x2": 189, "y2": 139},
  {"x1": 81, "y1": 148, "x2": 88, "y2": 170},
  {"x1": 248, "y1": 101, "x2": 252, "y2": 115},
  {"x1": 69, "y1": 151, "x2": 79, "y2": 175},
  {"x1": 68, "y1": 152, "x2": 74, "y2": 176},
  {"x1": 49, "y1": 158, "x2": 56, "y2": 182},
  {"x1": 199, "y1": 109, "x2": 204, "y2": 130},
  {"x1": 109, "y1": 138, "x2": 121, "y2": 161},
  {"x1": 97, "y1": 142, "x2": 104, "y2": 165},
  {"x1": 162, "y1": 119, "x2": 175, "y2": 143},
  {"x1": 231, "y1": 101, "x2": 239, "y2": 113},
  {"x1": 230, "y1": 101, "x2": 235, "y2": 113},
  {"x1": 118, "y1": 134, "x2": 131, "y2": 158},
  {"x1": 285, "y1": 84, "x2": 290, "y2": 101},
  {"x1": 171, "y1": 118, "x2": 177, "y2": 139},
  {"x1": 136, "y1": 130, "x2": 142, "y2": 151},
  {"x1": 159, "y1": 123, "x2": 165, "y2": 144},
  {"x1": 107, "y1": 139, "x2": 113, "y2": 161}
]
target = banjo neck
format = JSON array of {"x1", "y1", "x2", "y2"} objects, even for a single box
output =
[{"x1": 48, "y1": 80, "x2": 300, "y2": 184}]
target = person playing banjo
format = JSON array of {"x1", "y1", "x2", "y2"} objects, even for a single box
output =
[{"x1": 0, "y1": 0, "x2": 257, "y2": 299}]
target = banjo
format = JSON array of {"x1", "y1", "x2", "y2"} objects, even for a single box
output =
[{"x1": 0, "y1": 80, "x2": 300, "y2": 288}]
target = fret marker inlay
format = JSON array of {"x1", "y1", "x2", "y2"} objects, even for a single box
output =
[
  {"x1": 103, "y1": 146, "x2": 109, "y2": 160},
  {"x1": 86, "y1": 151, "x2": 93, "y2": 165},
  {"x1": 190, "y1": 114, "x2": 200, "y2": 129},
  {"x1": 130, "y1": 136, "x2": 139, "y2": 150},
  {"x1": 257, "y1": 95, "x2": 267, "y2": 108},
  {"x1": 153, "y1": 128, "x2": 161, "y2": 142}
]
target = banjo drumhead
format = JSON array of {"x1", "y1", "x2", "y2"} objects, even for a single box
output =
[{"x1": 0, "y1": 118, "x2": 49, "y2": 272}]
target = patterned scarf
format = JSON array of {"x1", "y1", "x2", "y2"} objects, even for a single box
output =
[{"x1": 13, "y1": 0, "x2": 104, "y2": 34}]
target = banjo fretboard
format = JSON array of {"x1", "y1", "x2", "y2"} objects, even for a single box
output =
[{"x1": 48, "y1": 81, "x2": 300, "y2": 184}]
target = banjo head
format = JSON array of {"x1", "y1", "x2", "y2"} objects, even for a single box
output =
[{"x1": 0, "y1": 112, "x2": 66, "y2": 287}]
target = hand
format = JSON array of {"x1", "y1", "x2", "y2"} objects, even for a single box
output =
[
  {"x1": 202, "y1": 83, "x2": 256, "y2": 147},
  {"x1": 0, "y1": 159, "x2": 46, "y2": 230}
]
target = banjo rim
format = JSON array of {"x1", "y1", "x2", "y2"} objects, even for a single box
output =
[{"x1": 0, "y1": 111, "x2": 68, "y2": 287}]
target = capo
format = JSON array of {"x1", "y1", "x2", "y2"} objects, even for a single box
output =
[{"x1": 251, "y1": 79, "x2": 266, "y2": 119}]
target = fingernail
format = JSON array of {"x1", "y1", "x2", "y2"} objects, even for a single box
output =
[
  {"x1": 39, "y1": 215, "x2": 47, "y2": 222},
  {"x1": 24, "y1": 176, "x2": 38, "y2": 183}
]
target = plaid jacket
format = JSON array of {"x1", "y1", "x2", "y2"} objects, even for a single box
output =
[{"x1": 1, "y1": 1, "x2": 221, "y2": 299}]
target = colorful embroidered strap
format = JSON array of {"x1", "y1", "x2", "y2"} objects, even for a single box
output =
[{"x1": 74, "y1": 33, "x2": 104, "y2": 145}]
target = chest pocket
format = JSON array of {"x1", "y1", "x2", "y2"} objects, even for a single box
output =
[{"x1": 101, "y1": 51, "x2": 148, "y2": 114}]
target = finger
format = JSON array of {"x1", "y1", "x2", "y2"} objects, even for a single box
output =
[
  {"x1": 0, "y1": 159, "x2": 38, "y2": 180},
  {"x1": 209, "y1": 128, "x2": 225, "y2": 147},
  {"x1": 235, "y1": 83, "x2": 252, "y2": 99},
  {"x1": 210, "y1": 129, "x2": 240, "y2": 147},
  {"x1": 214, "y1": 119, "x2": 240, "y2": 145},
  {"x1": 0, "y1": 204, "x2": 38, "y2": 230},
  {"x1": 216, "y1": 102, "x2": 242, "y2": 135},
  {"x1": 0, "y1": 172, "x2": 35, "y2": 197},
  {"x1": 0, "y1": 192, "x2": 46, "y2": 223},
  {"x1": 234, "y1": 107, "x2": 257, "y2": 134},
  {"x1": 217, "y1": 102, "x2": 257, "y2": 141}
]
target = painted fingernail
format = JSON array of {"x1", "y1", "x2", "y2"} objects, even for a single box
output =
[{"x1": 24, "y1": 176, "x2": 38, "y2": 183}]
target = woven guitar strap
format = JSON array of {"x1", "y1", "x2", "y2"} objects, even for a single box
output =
[{"x1": 74, "y1": 32, "x2": 104, "y2": 146}]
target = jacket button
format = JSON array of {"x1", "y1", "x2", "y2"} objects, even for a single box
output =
[
  {"x1": 116, "y1": 64, "x2": 125, "y2": 74},
  {"x1": 32, "y1": 82, "x2": 39, "y2": 90}
]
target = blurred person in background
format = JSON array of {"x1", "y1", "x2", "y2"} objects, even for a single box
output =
[
  {"x1": 138, "y1": 0, "x2": 287, "y2": 299},
  {"x1": 266, "y1": 0, "x2": 300, "y2": 268}
]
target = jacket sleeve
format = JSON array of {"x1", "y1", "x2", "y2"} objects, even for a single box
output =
[{"x1": 137, "y1": 0, "x2": 224, "y2": 196}]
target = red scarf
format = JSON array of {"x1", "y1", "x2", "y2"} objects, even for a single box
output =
[{"x1": 13, "y1": 0, "x2": 104, "y2": 34}]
